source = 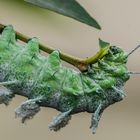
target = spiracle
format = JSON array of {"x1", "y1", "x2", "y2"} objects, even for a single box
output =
[{"x1": 0, "y1": 25, "x2": 130, "y2": 134}]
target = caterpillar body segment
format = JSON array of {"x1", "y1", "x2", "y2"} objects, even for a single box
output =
[{"x1": 0, "y1": 25, "x2": 130, "y2": 134}]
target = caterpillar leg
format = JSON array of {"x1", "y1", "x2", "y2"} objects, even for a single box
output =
[
  {"x1": 15, "y1": 96, "x2": 43, "y2": 123},
  {"x1": 0, "y1": 86, "x2": 14, "y2": 105},
  {"x1": 49, "y1": 109, "x2": 72, "y2": 131},
  {"x1": 90, "y1": 103, "x2": 103, "y2": 134}
]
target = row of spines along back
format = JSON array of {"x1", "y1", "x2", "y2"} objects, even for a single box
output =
[{"x1": 0, "y1": 26, "x2": 126, "y2": 97}]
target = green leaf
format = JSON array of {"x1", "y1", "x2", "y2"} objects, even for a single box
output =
[
  {"x1": 24, "y1": 0, "x2": 101, "y2": 29},
  {"x1": 99, "y1": 39, "x2": 110, "y2": 48}
]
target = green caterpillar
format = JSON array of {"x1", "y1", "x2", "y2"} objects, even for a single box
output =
[{"x1": 0, "y1": 25, "x2": 130, "y2": 134}]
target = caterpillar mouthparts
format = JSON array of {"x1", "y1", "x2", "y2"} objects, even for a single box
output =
[{"x1": 0, "y1": 25, "x2": 131, "y2": 134}]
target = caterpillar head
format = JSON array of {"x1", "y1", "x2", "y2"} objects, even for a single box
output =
[{"x1": 105, "y1": 46, "x2": 128, "y2": 63}]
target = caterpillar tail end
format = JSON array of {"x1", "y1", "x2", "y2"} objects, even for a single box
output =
[{"x1": 0, "y1": 86, "x2": 14, "y2": 106}]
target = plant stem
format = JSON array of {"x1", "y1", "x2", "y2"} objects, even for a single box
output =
[{"x1": 0, "y1": 23, "x2": 107, "y2": 71}]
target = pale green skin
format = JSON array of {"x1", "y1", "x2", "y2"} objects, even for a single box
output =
[{"x1": 0, "y1": 25, "x2": 130, "y2": 133}]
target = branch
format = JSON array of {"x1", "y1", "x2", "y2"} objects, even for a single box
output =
[{"x1": 0, "y1": 23, "x2": 109, "y2": 71}]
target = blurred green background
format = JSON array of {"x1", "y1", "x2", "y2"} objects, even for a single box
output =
[{"x1": 0, "y1": 0, "x2": 140, "y2": 139}]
